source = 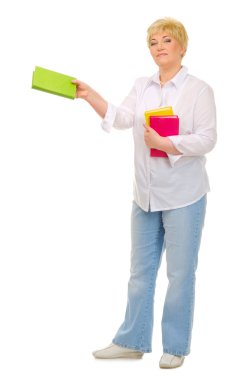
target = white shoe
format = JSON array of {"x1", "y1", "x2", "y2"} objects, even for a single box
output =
[
  {"x1": 92, "y1": 344, "x2": 144, "y2": 359},
  {"x1": 159, "y1": 353, "x2": 185, "y2": 369}
]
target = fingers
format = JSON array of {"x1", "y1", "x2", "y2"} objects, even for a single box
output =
[
  {"x1": 72, "y1": 79, "x2": 81, "y2": 85},
  {"x1": 72, "y1": 79, "x2": 86, "y2": 86}
]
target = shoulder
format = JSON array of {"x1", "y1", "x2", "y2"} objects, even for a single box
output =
[
  {"x1": 132, "y1": 75, "x2": 155, "y2": 97},
  {"x1": 186, "y1": 74, "x2": 214, "y2": 95},
  {"x1": 134, "y1": 76, "x2": 152, "y2": 88}
]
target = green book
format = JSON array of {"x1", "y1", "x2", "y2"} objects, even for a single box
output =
[{"x1": 32, "y1": 66, "x2": 76, "y2": 99}]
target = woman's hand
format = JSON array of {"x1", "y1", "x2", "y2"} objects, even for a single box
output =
[
  {"x1": 72, "y1": 79, "x2": 108, "y2": 118},
  {"x1": 143, "y1": 124, "x2": 163, "y2": 150},
  {"x1": 72, "y1": 79, "x2": 93, "y2": 101},
  {"x1": 143, "y1": 124, "x2": 182, "y2": 155}
]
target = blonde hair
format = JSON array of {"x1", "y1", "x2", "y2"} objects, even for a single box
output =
[{"x1": 147, "y1": 17, "x2": 188, "y2": 56}]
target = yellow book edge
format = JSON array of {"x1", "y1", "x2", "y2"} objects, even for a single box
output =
[{"x1": 144, "y1": 106, "x2": 174, "y2": 126}]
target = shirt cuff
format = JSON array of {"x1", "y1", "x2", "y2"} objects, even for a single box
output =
[
  {"x1": 168, "y1": 135, "x2": 184, "y2": 167},
  {"x1": 101, "y1": 103, "x2": 117, "y2": 133}
]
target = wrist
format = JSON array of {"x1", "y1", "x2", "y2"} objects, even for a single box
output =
[
  {"x1": 158, "y1": 136, "x2": 171, "y2": 152},
  {"x1": 84, "y1": 87, "x2": 95, "y2": 102},
  {"x1": 159, "y1": 137, "x2": 182, "y2": 155}
]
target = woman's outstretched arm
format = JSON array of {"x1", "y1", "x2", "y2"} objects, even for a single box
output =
[{"x1": 72, "y1": 79, "x2": 108, "y2": 119}]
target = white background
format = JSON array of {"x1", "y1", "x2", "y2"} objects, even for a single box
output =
[{"x1": 0, "y1": 0, "x2": 252, "y2": 379}]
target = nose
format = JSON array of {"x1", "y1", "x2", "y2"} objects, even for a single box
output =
[{"x1": 157, "y1": 41, "x2": 164, "y2": 50}]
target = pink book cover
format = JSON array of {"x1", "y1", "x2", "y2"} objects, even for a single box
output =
[{"x1": 149, "y1": 115, "x2": 179, "y2": 157}]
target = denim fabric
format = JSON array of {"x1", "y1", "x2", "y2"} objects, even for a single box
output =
[{"x1": 112, "y1": 196, "x2": 207, "y2": 355}]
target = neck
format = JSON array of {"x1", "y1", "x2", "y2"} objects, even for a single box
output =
[{"x1": 159, "y1": 64, "x2": 182, "y2": 84}]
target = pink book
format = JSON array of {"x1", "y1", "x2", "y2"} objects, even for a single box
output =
[{"x1": 149, "y1": 115, "x2": 179, "y2": 157}]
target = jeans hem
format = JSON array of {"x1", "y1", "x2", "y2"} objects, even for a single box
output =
[
  {"x1": 163, "y1": 348, "x2": 190, "y2": 356},
  {"x1": 112, "y1": 339, "x2": 151, "y2": 353}
]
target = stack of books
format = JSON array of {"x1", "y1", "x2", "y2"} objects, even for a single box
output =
[
  {"x1": 144, "y1": 107, "x2": 179, "y2": 157},
  {"x1": 32, "y1": 66, "x2": 76, "y2": 100}
]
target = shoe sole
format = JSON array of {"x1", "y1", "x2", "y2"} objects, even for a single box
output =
[{"x1": 94, "y1": 352, "x2": 144, "y2": 359}]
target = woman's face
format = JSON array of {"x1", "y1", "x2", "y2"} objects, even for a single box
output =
[{"x1": 149, "y1": 31, "x2": 185, "y2": 69}]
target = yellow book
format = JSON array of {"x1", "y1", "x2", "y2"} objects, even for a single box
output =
[{"x1": 144, "y1": 106, "x2": 174, "y2": 126}]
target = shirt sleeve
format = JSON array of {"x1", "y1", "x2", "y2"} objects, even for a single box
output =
[
  {"x1": 101, "y1": 83, "x2": 137, "y2": 133},
  {"x1": 168, "y1": 85, "x2": 217, "y2": 166}
]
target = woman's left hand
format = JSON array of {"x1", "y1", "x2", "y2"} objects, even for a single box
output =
[{"x1": 143, "y1": 124, "x2": 163, "y2": 150}]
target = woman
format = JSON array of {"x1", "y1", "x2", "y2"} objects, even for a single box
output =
[{"x1": 73, "y1": 17, "x2": 216, "y2": 369}]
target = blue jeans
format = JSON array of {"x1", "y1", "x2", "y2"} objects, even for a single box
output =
[{"x1": 112, "y1": 195, "x2": 207, "y2": 356}]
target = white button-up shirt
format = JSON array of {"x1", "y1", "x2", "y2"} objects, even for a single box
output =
[{"x1": 101, "y1": 66, "x2": 217, "y2": 212}]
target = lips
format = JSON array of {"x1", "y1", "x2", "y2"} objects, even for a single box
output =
[{"x1": 157, "y1": 53, "x2": 168, "y2": 57}]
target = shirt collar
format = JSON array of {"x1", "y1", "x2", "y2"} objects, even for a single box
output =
[{"x1": 150, "y1": 66, "x2": 188, "y2": 89}]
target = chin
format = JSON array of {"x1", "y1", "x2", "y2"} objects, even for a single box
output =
[
  {"x1": 157, "y1": 61, "x2": 172, "y2": 68},
  {"x1": 156, "y1": 57, "x2": 171, "y2": 64}
]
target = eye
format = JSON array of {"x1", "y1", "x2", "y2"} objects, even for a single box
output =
[
  {"x1": 150, "y1": 41, "x2": 158, "y2": 46},
  {"x1": 164, "y1": 38, "x2": 172, "y2": 43}
]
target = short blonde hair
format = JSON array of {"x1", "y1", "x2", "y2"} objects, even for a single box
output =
[{"x1": 147, "y1": 17, "x2": 188, "y2": 56}]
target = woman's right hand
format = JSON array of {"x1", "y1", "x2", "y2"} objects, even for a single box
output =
[
  {"x1": 72, "y1": 79, "x2": 108, "y2": 118},
  {"x1": 72, "y1": 79, "x2": 93, "y2": 101}
]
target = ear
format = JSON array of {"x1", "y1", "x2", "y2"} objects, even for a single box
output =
[{"x1": 180, "y1": 47, "x2": 186, "y2": 57}]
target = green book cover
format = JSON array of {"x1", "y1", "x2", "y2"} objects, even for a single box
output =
[{"x1": 32, "y1": 66, "x2": 76, "y2": 100}]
